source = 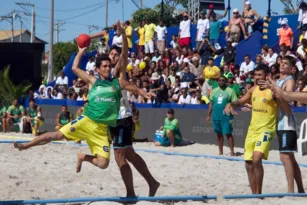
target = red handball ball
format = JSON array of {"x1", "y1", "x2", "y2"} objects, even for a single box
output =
[{"x1": 76, "y1": 34, "x2": 91, "y2": 48}]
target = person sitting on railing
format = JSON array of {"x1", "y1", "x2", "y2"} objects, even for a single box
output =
[
  {"x1": 155, "y1": 109, "x2": 182, "y2": 147},
  {"x1": 55, "y1": 105, "x2": 73, "y2": 131},
  {"x1": 242, "y1": 1, "x2": 260, "y2": 37}
]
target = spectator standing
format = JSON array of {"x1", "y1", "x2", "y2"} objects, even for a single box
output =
[
  {"x1": 242, "y1": 1, "x2": 260, "y2": 36},
  {"x1": 278, "y1": 20, "x2": 293, "y2": 50},
  {"x1": 198, "y1": 38, "x2": 216, "y2": 67},
  {"x1": 223, "y1": 38, "x2": 236, "y2": 64},
  {"x1": 86, "y1": 57, "x2": 95, "y2": 73},
  {"x1": 124, "y1": 21, "x2": 133, "y2": 52},
  {"x1": 136, "y1": 21, "x2": 145, "y2": 53},
  {"x1": 227, "y1": 9, "x2": 247, "y2": 43},
  {"x1": 207, "y1": 76, "x2": 237, "y2": 156},
  {"x1": 112, "y1": 31, "x2": 123, "y2": 48},
  {"x1": 97, "y1": 37, "x2": 110, "y2": 55},
  {"x1": 196, "y1": 10, "x2": 210, "y2": 50},
  {"x1": 155, "y1": 20, "x2": 168, "y2": 53},
  {"x1": 206, "y1": 4, "x2": 227, "y2": 20},
  {"x1": 144, "y1": 19, "x2": 156, "y2": 56},
  {"x1": 209, "y1": 13, "x2": 222, "y2": 46},
  {"x1": 178, "y1": 12, "x2": 191, "y2": 48},
  {"x1": 298, "y1": 2, "x2": 307, "y2": 36}
]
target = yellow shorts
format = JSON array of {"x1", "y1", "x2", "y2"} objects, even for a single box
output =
[
  {"x1": 244, "y1": 130, "x2": 275, "y2": 161},
  {"x1": 59, "y1": 115, "x2": 111, "y2": 160}
]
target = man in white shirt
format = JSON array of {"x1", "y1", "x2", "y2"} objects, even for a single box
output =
[
  {"x1": 86, "y1": 57, "x2": 95, "y2": 73},
  {"x1": 265, "y1": 48, "x2": 278, "y2": 67},
  {"x1": 112, "y1": 32, "x2": 123, "y2": 48},
  {"x1": 178, "y1": 88, "x2": 191, "y2": 104},
  {"x1": 155, "y1": 20, "x2": 168, "y2": 52},
  {"x1": 196, "y1": 11, "x2": 210, "y2": 50},
  {"x1": 240, "y1": 55, "x2": 255, "y2": 76},
  {"x1": 178, "y1": 12, "x2": 191, "y2": 48},
  {"x1": 54, "y1": 71, "x2": 68, "y2": 93}
]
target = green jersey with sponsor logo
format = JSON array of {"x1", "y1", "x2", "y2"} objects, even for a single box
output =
[
  {"x1": 7, "y1": 105, "x2": 24, "y2": 123},
  {"x1": 83, "y1": 78, "x2": 121, "y2": 127},
  {"x1": 0, "y1": 106, "x2": 6, "y2": 117},
  {"x1": 209, "y1": 87, "x2": 237, "y2": 121},
  {"x1": 27, "y1": 106, "x2": 38, "y2": 125},
  {"x1": 59, "y1": 111, "x2": 71, "y2": 125}
]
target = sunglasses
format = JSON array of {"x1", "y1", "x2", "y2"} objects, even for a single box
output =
[{"x1": 233, "y1": 12, "x2": 239, "y2": 14}]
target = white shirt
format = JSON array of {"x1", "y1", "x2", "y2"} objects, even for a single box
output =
[
  {"x1": 197, "y1": 19, "x2": 210, "y2": 41},
  {"x1": 86, "y1": 61, "x2": 95, "y2": 72},
  {"x1": 298, "y1": 9, "x2": 307, "y2": 25},
  {"x1": 170, "y1": 40, "x2": 178, "y2": 49},
  {"x1": 151, "y1": 56, "x2": 161, "y2": 62},
  {"x1": 118, "y1": 90, "x2": 132, "y2": 119},
  {"x1": 155, "y1": 26, "x2": 167, "y2": 41},
  {"x1": 55, "y1": 76, "x2": 68, "y2": 85},
  {"x1": 53, "y1": 92, "x2": 63, "y2": 99},
  {"x1": 191, "y1": 96, "x2": 200, "y2": 104},
  {"x1": 178, "y1": 94, "x2": 191, "y2": 104},
  {"x1": 179, "y1": 19, "x2": 191, "y2": 38},
  {"x1": 112, "y1": 35, "x2": 123, "y2": 47},
  {"x1": 297, "y1": 45, "x2": 306, "y2": 58},
  {"x1": 265, "y1": 53, "x2": 278, "y2": 67},
  {"x1": 240, "y1": 61, "x2": 255, "y2": 74}
]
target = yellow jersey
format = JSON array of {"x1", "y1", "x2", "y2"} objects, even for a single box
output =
[
  {"x1": 138, "y1": 27, "x2": 145, "y2": 46},
  {"x1": 125, "y1": 26, "x2": 133, "y2": 48},
  {"x1": 248, "y1": 86, "x2": 278, "y2": 134},
  {"x1": 144, "y1": 23, "x2": 156, "y2": 43}
]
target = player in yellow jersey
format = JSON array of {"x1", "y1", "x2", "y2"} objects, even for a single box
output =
[{"x1": 224, "y1": 64, "x2": 286, "y2": 194}]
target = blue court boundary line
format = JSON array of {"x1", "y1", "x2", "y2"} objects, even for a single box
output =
[
  {"x1": 223, "y1": 193, "x2": 307, "y2": 199},
  {"x1": 0, "y1": 195, "x2": 217, "y2": 205},
  {"x1": 3, "y1": 140, "x2": 307, "y2": 168}
]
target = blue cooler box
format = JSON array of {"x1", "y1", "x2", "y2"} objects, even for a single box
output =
[{"x1": 155, "y1": 130, "x2": 164, "y2": 143}]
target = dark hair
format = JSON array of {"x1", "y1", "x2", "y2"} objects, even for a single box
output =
[
  {"x1": 29, "y1": 99, "x2": 35, "y2": 103},
  {"x1": 299, "y1": 2, "x2": 307, "y2": 9},
  {"x1": 268, "y1": 47, "x2": 274, "y2": 52},
  {"x1": 262, "y1": 45, "x2": 269, "y2": 52},
  {"x1": 95, "y1": 54, "x2": 111, "y2": 68},
  {"x1": 219, "y1": 75, "x2": 227, "y2": 81},
  {"x1": 125, "y1": 20, "x2": 130, "y2": 26},
  {"x1": 110, "y1": 45, "x2": 122, "y2": 54},
  {"x1": 255, "y1": 63, "x2": 270, "y2": 74},
  {"x1": 282, "y1": 55, "x2": 296, "y2": 67},
  {"x1": 302, "y1": 38, "x2": 307, "y2": 46},
  {"x1": 62, "y1": 105, "x2": 67, "y2": 108},
  {"x1": 244, "y1": 55, "x2": 250, "y2": 58}
]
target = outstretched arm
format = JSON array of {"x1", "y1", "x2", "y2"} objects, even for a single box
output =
[
  {"x1": 113, "y1": 21, "x2": 128, "y2": 80},
  {"x1": 72, "y1": 47, "x2": 96, "y2": 87},
  {"x1": 119, "y1": 79, "x2": 155, "y2": 100}
]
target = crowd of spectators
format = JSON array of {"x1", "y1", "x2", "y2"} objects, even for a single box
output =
[{"x1": 33, "y1": 1, "x2": 307, "y2": 107}]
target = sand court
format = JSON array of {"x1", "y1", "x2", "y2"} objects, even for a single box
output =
[{"x1": 1, "y1": 134, "x2": 307, "y2": 205}]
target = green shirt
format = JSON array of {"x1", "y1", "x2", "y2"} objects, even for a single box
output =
[
  {"x1": 83, "y1": 78, "x2": 121, "y2": 127},
  {"x1": 163, "y1": 118, "x2": 182, "y2": 141},
  {"x1": 229, "y1": 84, "x2": 241, "y2": 98},
  {"x1": 59, "y1": 111, "x2": 71, "y2": 125},
  {"x1": 0, "y1": 106, "x2": 6, "y2": 117},
  {"x1": 27, "y1": 106, "x2": 38, "y2": 125},
  {"x1": 209, "y1": 87, "x2": 237, "y2": 121},
  {"x1": 7, "y1": 105, "x2": 24, "y2": 117}
]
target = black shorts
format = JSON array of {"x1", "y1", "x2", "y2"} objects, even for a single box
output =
[
  {"x1": 109, "y1": 116, "x2": 133, "y2": 149},
  {"x1": 301, "y1": 23, "x2": 307, "y2": 31},
  {"x1": 277, "y1": 130, "x2": 297, "y2": 152}
]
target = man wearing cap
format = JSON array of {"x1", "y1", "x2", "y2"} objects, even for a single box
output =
[
  {"x1": 196, "y1": 10, "x2": 210, "y2": 50},
  {"x1": 223, "y1": 38, "x2": 236, "y2": 64},
  {"x1": 156, "y1": 109, "x2": 182, "y2": 147},
  {"x1": 242, "y1": 1, "x2": 260, "y2": 36},
  {"x1": 179, "y1": 12, "x2": 191, "y2": 48},
  {"x1": 150, "y1": 72, "x2": 168, "y2": 103},
  {"x1": 227, "y1": 8, "x2": 247, "y2": 43},
  {"x1": 278, "y1": 20, "x2": 293, "y2": 49}
]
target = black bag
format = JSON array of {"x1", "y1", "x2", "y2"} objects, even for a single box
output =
[{"x1": 24, "y1": 122, "x2": 32, "y2": 134}]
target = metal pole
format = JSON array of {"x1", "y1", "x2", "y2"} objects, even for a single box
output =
[
  {"x1": 31, "y1": 5, "x2": 35, "y2": 43},
  {"x1": 20, "y1": 20, "x2": 22, "y2": 42},
  {"x1": 122, "y1": 0, "x2": 124, "y2": 21},
  {"x1": 47, "y1": 0, "x2": 54, "y2": 83},
  {"x1": 105, "y1": 0, "x2": 108, "y2": 26},
  {"x1": 11, "y1": 10, "x2": 14, "y2": 42},
  {"x1": 268, "y1": 0, "x2": 271, "y2": 17},
  {"x1": 228, "y1": 0, "x2": 231, "y2": 21},
  {"x1": 140, "y1": 0, "x2": 143, "y2": 9},
  {"x1": 56, "y1": 21, "x2": 59, "y2": 43},
  {"x1": 161, "y1": 0, "x2": 164, "y2": 19}
]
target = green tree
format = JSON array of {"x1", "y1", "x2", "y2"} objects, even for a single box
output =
[
  {"x1": 154, "y1": 3, "x2": 181, "y2": 26},
  {"x1": 280, "y1": 0, "x2": 301, "y2": 14},
  {"x1": 53, "y1": 41, "x2": 78, "y2": 75},
  {"x1": 131, "y1": 8, "x2": 159, "y2": 27},
  {"x1": 0, "y1": 66, "x2": 32, "y2": 106}
]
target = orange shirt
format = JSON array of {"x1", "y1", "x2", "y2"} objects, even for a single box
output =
[{"x1": 278, "y1": 27, "x2": 293, "y2": 46}]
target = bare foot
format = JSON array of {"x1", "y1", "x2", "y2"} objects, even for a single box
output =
[
  {"x1": 14, "y1": 142, "x2": 25, "y2": 151},
  {"x1": 229, "y1": 152, "x2": 235, "y2": 156},
  {"x1": 149, "y1": 181, "x2": 160, "y2": 197},
  {"x1": 76, "y1": 153, "x2": 84, "y2": 173}
]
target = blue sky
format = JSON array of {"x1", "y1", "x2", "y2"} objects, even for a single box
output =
[{"x1": 0, "y1": 0, "x2": 286, "y2": 43}]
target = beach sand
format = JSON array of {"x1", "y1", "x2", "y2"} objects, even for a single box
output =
[{"x1": 1, "y1": 133, "x2": 307, "y2": 205}]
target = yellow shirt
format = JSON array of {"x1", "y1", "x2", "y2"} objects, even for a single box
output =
[
  {"x1": 104, "y1": 33, "x2": 109, "y2": 44},
  {"x1": 144, "y1": 23, "x2": 156, "y2": 43},
  {"x1": 300, "y1": 35, "x2": 303, "y2": 43},
  {"x1": 138, "y1": 27, "x2": 145, "y2": 46},
  {"x1": 125, "y1": 26, "x2": 133, "y2": 48},
  {"x1": 203, "y1": 66, "x2": 220, "y2": 80},
  {"x1": 249, "y1": 86, "x2": 278, "y2": 134}
]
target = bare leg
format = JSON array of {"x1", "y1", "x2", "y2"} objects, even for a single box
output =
[
  {"x1": 6, "y1": 118, "x2": 12, "y2": 132},
  {"x1": 114, "y1": 148, "x2": 136, "y2": 197},
  {"x1": 76, "y1": 152, "x2": 109, "y2": 173},
  {"x1": 292, "y1": 158, "x2": 305, "y2": 193},
  {"x1": 245, "y1": 161, "x2": 257, "y2": 194},
  {"x1": 253, "y1": 151, "x2": 265, "y2": 194},
  {"x1": 2, "y1": 118, "x2": 5, "y2": 132},
  {"x1": 226, "y1": 134, "x2": 235, "y2": 156},
  {"x1": 126, "y1": 147, "x2": 160, "y2": 197},
  {"x1": 13, "y1": 131, "x2": 64, "y2": 151},
  {"x1": 217, "y1": 133, "x2": 224, "y2": 155},
  {"x1": 166, "y1": 130, "x2": 175, "y2": 147}
]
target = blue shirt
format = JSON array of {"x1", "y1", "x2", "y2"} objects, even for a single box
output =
[{"x1": 209, "y1": 21, "x2": 222, "y2": 40}]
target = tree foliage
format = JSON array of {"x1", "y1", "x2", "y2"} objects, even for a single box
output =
[
  {"x1": 53, "y1": 41, "x2": 78, "y2": 76},
  {"x1": 131, "y1": 8, "x2": 159, "y2": 27},
  {"x1": 154, "y1": 3, "x2": 181, "y2": 27},
  {"x1": 280, "y1": 0, "x2": 301, "y2": 14},
  {"x1": 0, "y1": 66, "x2": 32, "y2": 105}
]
